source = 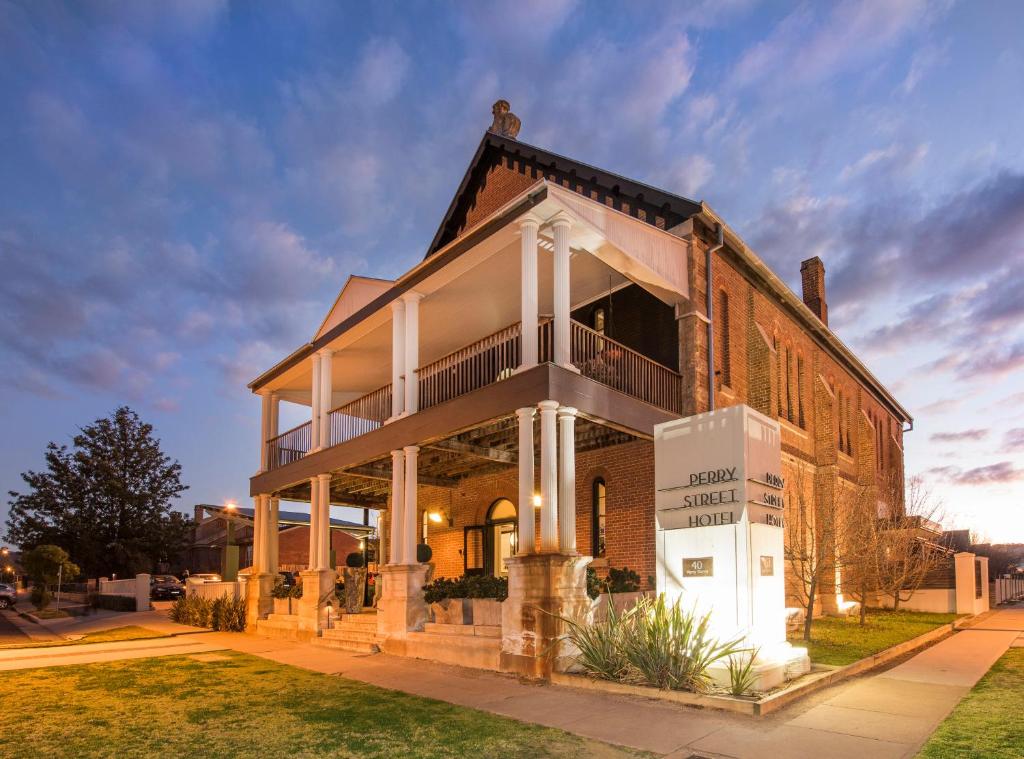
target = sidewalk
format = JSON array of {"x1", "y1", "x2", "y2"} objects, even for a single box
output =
[{"x1": 1, "y1": 605, "x2": 1021, "y2": 757}]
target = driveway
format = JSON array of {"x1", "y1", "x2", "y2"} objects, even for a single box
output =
[{"x1": 0, "y1": 611, "x2": 30, "y2": 645}]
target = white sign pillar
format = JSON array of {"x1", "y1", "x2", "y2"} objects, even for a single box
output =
[{"x1": 654, "y1": 404, "x2": 808, "y2": 689}]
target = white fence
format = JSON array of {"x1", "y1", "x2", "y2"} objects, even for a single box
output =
[
  {"x1": 186, "y1": 579, "x2": 240, "y2": 602},
  {"x1": 992, "y1": 575, "x2": 1024, "y2": 605},
  {"x1": 98, "y1": 573, "x2": 150, "y2": 611}
]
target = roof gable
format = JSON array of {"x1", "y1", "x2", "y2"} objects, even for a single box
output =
[
  {"x1": 425, "y1": 132, "x2": 702, "y2": 258},
  {"x1": 314, "y1": 275, "x2": 394, "y2": 340}
]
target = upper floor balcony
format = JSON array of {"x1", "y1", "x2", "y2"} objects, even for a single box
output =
[{"x1": 251, "y1": 181, "x2": 691, "y2": 481}]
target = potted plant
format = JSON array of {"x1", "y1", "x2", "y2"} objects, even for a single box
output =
[
  {"x1": 423, "y1": 575, "x2": 507, "y2": 625},
  {"x1": 271, "y1": 580, "x2": 293, "y2": 614},
  {"x1": 342, "y1": 552, "x2": 367, "y2": 614}
]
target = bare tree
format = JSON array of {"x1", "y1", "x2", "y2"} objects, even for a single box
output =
[
  {"x1": 874, "y1": 475, "x2": 947, "y2": 611},
  {"x1": 838, "y1": 483, "x2": 882, "y2": 625},
  {"x1": 784, "y1": 466, "x2": 854, "y2": 641}
]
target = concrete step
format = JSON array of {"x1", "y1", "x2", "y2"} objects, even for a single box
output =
[
  {"x1": 322, "y1": 627, "x2": 380, "y2": 644},
  {"x1": 423, "y1": 623, "x2": 501, "y2": 638},
  {"x1": 386, "y1": 630, "x2": 501, "y2": 670},
  {"x1": 334, "y1": 615, "x2": 378, "y2": 630},
  {"x1": 314, "y1": 636, "x2": 380, "y2": 654}
]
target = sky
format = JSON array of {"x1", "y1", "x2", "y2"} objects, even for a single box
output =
[{"x1": 1, "y1": 0, "x2": 1022, "y2": 544}]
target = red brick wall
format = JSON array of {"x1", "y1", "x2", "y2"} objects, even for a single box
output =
[{"x1": 277, "y1": 526, "x2": 362, "y2": 571}]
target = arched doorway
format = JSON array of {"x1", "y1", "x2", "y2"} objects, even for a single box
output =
[{"x1": 463, "y1": 498, "x2": 518, "y2": 577}]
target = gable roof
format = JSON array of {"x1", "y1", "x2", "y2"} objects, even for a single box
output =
[
  {"x1": 314, "y1": 275, "x2": 394, "y2": 341},
  {"x1": 426, "y1": 131, "x2": 702, "y2": 259}
]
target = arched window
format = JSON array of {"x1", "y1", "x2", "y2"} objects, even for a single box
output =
[
  {"x1": 837, "y1": 389, "x2": 844, "y2": 451},
  {"x1": 592, "y1": 478, "x2": 607, "y2": 558},
  {"x1": 785, "y1": 347, "x2": 794, "y2": 422},
  {"x1": 796, "y1": 354, "x2": 805, "y2": 428}
]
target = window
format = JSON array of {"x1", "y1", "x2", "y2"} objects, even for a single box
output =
[
  {"x1": 837, "y1": 389, "x2": 844, "y2": 451},
  {"x1": 785, "y1": 348, "x2": 794, "y2": 423},
  {"x1": 774, "y1": 337, "x2": 784, "y2": 417},
  {"x1": 797, "y1": 355, "x2": 805, "y2": 428},
  {"x1": 718, "y1": 291, "x2": 731, "y2": 387},
  {"x1": 592, "y1": 478, "x2": 607, "y2": 558}
]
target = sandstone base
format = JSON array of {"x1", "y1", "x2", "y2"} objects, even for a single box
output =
[
  {"x1": 377, "y1": 564, "x2": 429, "y2": 639},
  {"x1": 297, "y1": 569, "x2": 336, "y2": 635},
  {"x1": 500, "y1": 553, "x2": 592, "y2": 678},
  {"x1": 243, "y1": 572, "x2": 274, "y2": 630}
]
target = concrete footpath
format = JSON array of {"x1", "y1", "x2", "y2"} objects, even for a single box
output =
[{"x1": 0, "y1": 605, "x2": 1021, "y2": 758}]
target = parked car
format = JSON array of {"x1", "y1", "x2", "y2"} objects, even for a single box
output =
[
  {"x1": 0, "y1": 583, "x2": 16, "y2": 609},
  {"x1": 278, "y1": 571, "x2": 296, "y2": 588},
  {"x1": 150, "y1": 575, "x2": 185, "y2": 600},
  {"x1": 190, "y1": 573, "x2": 222, "y2": 583}
]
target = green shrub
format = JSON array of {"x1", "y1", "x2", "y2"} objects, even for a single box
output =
[
  {"x1": 30, "y1": 586, "x2": 52, "y2": 611},
  {"x1": 560, "y1": 593, "x2": 744, "y2": 693},
  {"x1": 586, "y1": 567, "x2": 602, "y2": 600},
  {"x1": 94, "y1": 594, "x2": 136, "y2": 612},
  {"x1": 170, "y1": 595, "x2": 212, "y2": 627},
  {"x1": 270, "y1": 581, "x2": 292, "y2": 599},
  {"x1": 345, "y1": 552, "x2": 365, "y2": 568},
  {"x1": 726, "y1": 647, "x2": 760, "y2": 696},
  {"x1": 586, "y1": 566, "x2": 642, "y2": 599},
  {"x1": 422, "y1": 575, "x2": 508, "y2": 603},
  {"x1": 169, "y1": 594, "x2": 246, "y2": 631},
  {"x1": 289, "y1": 583, "x2": 303, "y2": 599}
]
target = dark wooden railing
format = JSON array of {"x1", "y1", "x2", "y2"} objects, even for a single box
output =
[
  {"x1": 568, "y1": 320, "x2": 682, "y2": 413},
  {"x1": 266, "y1": 420, "x2": 311, "y2": 470},
  {"x1": 418, "y1": 322, "x2": 521, "y2": 411},
  {"x1": 328, "y1": 384, "x2": 391, "y2": 447}
]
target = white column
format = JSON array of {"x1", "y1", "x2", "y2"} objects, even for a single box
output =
[
  {"x1": 538, "y1": 400, "x2": 559, "y2": 552},
  {"x1": 390, "y1": 449, "x2": 405, "y2": 565},
  {"x1": 267, "y1": 497, "x2": 280, "y2": 574},
  {"x1": 310, "y1": 353, "x2": 322, "y2": 452},
  {"x1": 551, "y1": 215, "x2": 572, "y2": 369},
  {"x1": 516, "y1": 407, "x2": 536, "y2": 555},
  {"x1": 318, "y1": 473, "x2": 332, "y2": 570},
  {"x1": 558, "y1": 406, "x2": 578, "y2": 554},
  {"x1": 519, "y1": 216, "x2": 540, "y2": 370},
  {"x1": 390, "y1": 299, "x2": 406, "y2": 419},
  {"x1": 252, "y1": 495, "x2": 265, "y2": 574},
  {"x1": 403, "y1": 445, "x2": 419, "y2": 564},
  {"x1": 403, "y1": 292, "x2": 422, "y2": 415},
  {"x1": 319, "y1": 349, "x2": 333, "y2": 449},
  {"x1": 259, "y1": 392, "x2": 272, "y2": 472},
  {"x1": 308, "y1": 476, "x2": 320, "y2": 570},
  {"x1": 269, "y1": 392, "x2": 279, "y2": 439}
]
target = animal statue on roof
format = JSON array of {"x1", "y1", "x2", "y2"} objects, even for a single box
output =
[{"x1": 488, "y1": 99, "x2": 521, "y2": 139}]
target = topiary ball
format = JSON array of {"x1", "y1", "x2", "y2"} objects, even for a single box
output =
[
  {"x1": 416, "y1": 543, "x2": 433, "y2": 563},
  {"x1": 345, "y1": 552, "x2": 365, "y2": 568}
]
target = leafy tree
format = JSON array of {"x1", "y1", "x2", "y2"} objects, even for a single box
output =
[
  {"x1": 22, "y1": 544, "x2": 79, "y2": 585},
  {"x1": 5, "y1": 407, "x2": 192, "y2": 577}
]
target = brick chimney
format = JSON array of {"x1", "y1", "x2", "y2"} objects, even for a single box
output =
[{"x1": 800, "y1": 257, "x2": 828, "y2": 325}]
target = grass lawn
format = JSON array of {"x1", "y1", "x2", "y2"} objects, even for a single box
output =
[
  {"x1": 0, "y1": 651, "x2": 645, "y2": 759},
  {"x1": 916, "y1": 648, "x2": 1024, "y2": 758},
  {"x1": 0, "y1": 625, "x2": 169, "y2": 650},
  {"x1": 788, "y1": 608, "x2": 957, "y2": 666},
  {"x1": 29, "y1": 608, "x2": 71, "y2": 620}
]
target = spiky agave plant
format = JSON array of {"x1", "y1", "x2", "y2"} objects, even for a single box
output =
[
  {"x1": 726, "y1": 647, "x2": 760, "y2": 696},
  {"x1": 557, "y1": 595, "x2": 636, "y2": 681}
]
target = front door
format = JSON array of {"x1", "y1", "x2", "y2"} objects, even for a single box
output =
[{"x1": 464, "y1": 498, "x2": 518, "y2": 577}]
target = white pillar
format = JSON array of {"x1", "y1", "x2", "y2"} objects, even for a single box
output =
[
  {"x1": 252, "y1": 494, "x2": 265, "y2": 573},
  {"x1": 516, "y1": 408, "x2": 536, "y2": 555},
  {"x1": 403, "y1": 292, "x2": 422, "y2": 414},
  {"x1": 538, "y1": 400, "x2": 559, "y2": 552},
  {"x1": 269, "y1": 392, "x2": 279, "y2": 439},
  {"x1": 259, "y1": 391, "x2": 272, "y2": 472},
  {"x1": 403, "y1": 445, "x2": 419, "y2": 564},
  {"x1": 558, "y1": 406, "x2": 578, "y2": 554},
  {"x1": 551, "y1": 216, "x2": 572, "y2": 369},
  {"x1": 268, "y1": 497, "x2": 280, "y2": 575},
  {"x1": 318, "y1": 473, "x2": 332, "y2": 570},
  {"x1": 390, "y1": 299, "x2": 406, "y2": 419},
  {"x1": 390, "y1": 449, "x2": 405, "y2": 565},
  {"x1": 308, "y1": 476, "x2": 320, "y2": 570},
  {"x1": 319, "y1": 349, "x2": 333, "y2": 449},
  {"x1": 519, "y1": 216, "x2": 540, "y2": 370},
  {"x1": 310, "y1": 353, "x2": 322, "y2": 452}
]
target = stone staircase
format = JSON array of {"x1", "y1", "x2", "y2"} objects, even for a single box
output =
[{"x1": 315, "y1": 611, "x2": 380, "y2": 654}]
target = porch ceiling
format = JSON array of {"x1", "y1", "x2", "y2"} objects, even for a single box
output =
[{"x1": 274, "y1": 414, "x2": 636, "y2": 506}]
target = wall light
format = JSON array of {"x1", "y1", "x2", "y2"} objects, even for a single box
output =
[
  {"x1": 224, "y1": 500, "x2": 238, "y2": 511},
  {"x1": 532, "y1": 494, "x2": 542, "y2": 508},
  {"x1": 428, "y1": 509, "x2": 453, "y2": 527}
]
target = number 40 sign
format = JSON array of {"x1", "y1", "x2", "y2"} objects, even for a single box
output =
[{"x1": 682, "y1": 557, "x2": 714, "y2": 577}]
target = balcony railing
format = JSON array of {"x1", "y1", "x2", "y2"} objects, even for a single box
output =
[
  {"x1": 267, "y1": 420, "x2": 311, "y2": 470},
  {"x1": 418, "y1": 322, "x2": 522, "y2": 411},
  {"x1": 263, "y1": 317, "x2": 682, "y2": 472},
  {"x1": 328, "y1": 384, "x2": 391, "y2": 447},
  {"x1": 566, "y1": 319, "x2": 682, "y2": 414}
]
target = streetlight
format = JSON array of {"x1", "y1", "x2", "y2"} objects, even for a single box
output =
[{"x1": 223, "y1": 500, "x2": 238, "y2": 581}]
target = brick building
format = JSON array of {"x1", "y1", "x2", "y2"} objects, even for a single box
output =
[{"x1": 243, "y1": 102, "x2": 910, "y2": 655}]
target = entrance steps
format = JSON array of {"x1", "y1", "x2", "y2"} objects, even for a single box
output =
[
  {"x1": 315, "y1": 611, "x2": 381, "y2": 654},
  {"x1": 256, "y1": 613, "x2": 311, "y2": 641}
]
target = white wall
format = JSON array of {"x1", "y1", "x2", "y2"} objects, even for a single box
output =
[
  {"x1": 186, "y1": 579, "x2": 240, "y2": 602},
  {"x1": 98, "y1": 573, "x2": 150, "y2": 611}
]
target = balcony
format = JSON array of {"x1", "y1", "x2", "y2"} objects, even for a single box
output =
[{"x1": 265, "y1": 318, "x2": 681, "y2": 471}]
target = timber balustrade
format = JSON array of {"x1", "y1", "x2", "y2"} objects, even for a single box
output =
[
  {"x1": 418, "y1": 322, "x2": 522, "y2": 411},
  {"x1": 266, "y1": 420, "x2": 311, "y2": 470},
  {"x1": 328, "y1": 384, "x2": 391, "y2": 447},
  {"x1": 264, "y1": 318, "x2": 682, "y2": 470}
]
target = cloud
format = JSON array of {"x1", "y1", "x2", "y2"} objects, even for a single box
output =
[
  {"x1": 1003, "y1": 428, "x2": 1024, "y2": 453},
  {"x1": 926, "y1": 461, "x2": 1024, "y2": 486},
  {"x1": 929, "y1": 429, "x2": 989, "y2": 443},
  {"x1": 901, "y1": 42, "x2": 949, "y2": 94},
  {"x1": 839, "y1": 142, "x2": 929, "y2": 181},
  {"x1": 916, "y1": 397, "x2": 963, "y2": 415},
  {"x1": 355, "y1": 38, "x2": 410, "y2": 106}
]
